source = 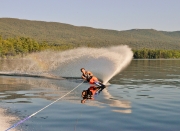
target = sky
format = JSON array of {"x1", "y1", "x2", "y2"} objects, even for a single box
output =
[{"x1": 0, "y1": 0, "x2": 180, "y2": 31}]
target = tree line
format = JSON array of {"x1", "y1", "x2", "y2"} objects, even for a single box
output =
[
  {"x1": 133, "y1": 48, "x2": 180, "y2": 59},
  {"x1": 0, "y1": 36, "x2": 180, "y2": 59},
  {"x1": 0, "y1": 36, "x2": 75, "y2": 58}
]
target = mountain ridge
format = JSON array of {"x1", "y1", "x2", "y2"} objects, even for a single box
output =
[{"x1": 0, "y1": 18, "x2": 180, "y2": 50}]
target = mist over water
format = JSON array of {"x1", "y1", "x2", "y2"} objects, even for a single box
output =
[{"x1": 0, "y1": 45, "x2": 133, "y2": 84}]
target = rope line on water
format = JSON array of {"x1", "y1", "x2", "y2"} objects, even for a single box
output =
[{"x1": 5, "y1": 80, "x2": 84, "y2": 131}]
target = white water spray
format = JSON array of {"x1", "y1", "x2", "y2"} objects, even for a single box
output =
[{"x1": 0, "y1": 45, "x2": 133, "y2": 84}]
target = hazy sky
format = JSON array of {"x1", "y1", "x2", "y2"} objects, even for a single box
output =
[{"x1": 0, "y1": 0, "x2": 180, "y2": 31}]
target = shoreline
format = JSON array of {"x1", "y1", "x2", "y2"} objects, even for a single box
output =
[{"x1": 0, "y1": 108, "x2": 18, "y2": 131}]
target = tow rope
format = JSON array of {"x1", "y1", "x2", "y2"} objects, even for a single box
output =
[{"x1": 5, "y1": 80, "x2": 84, "y2": 131}]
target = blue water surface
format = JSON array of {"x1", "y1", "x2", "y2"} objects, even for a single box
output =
[{"x1": 0, "y1": 60, "x2": 180, "y2": 131}]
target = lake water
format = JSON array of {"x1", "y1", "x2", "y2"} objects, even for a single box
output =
[{"x1": 0, "y1": 60, "x2": 180, "y2": 131}]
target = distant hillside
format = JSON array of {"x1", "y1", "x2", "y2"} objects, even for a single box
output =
[{"x1": 0, "y1": 18, "x2": 180, "y2": 50}]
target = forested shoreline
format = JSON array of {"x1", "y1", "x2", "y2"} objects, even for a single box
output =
[
  {"x1": 133, "y1": 49, "x2": 180, "y2": 59},
  {"x1": 0, "y1": 36, "x2": 180, "y2": 59},
  {"x1": 0, "y1": 36, "x2": 75, "y2": 58}
]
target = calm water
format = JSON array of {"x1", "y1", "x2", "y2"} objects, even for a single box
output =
[{"x1": 0, "y1": 60, "x2": 180, "y2": 131}]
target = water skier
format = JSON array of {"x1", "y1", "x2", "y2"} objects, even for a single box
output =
[{"x1": 80, "y1": 68, "x2": 104, "y2": 86}]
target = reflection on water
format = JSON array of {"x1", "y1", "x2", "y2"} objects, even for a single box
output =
[
  {"x1": 101, "y1": 88, "x2": 131, "y2": 113},
  {"x1": 80, "y1": 84, "x2": 131, "y2": 113},
  {"x1": 0, "y1": 77, "x2": 66, "y2": 102},
  {"x1": 0, "y1": 75, "x2": 131, "y2": 115}
]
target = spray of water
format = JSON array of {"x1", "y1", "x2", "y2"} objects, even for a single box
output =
[{"x1": 0, "y1": 45, "x2": 133, "y2": 84}]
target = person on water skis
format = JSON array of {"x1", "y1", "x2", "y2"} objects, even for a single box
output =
[{"x1": 80, "y1": 68, "x2": 104, "y2": 86}]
